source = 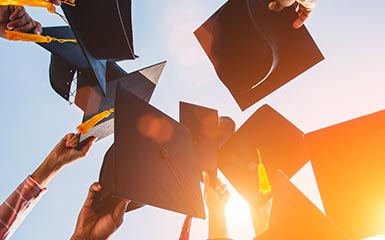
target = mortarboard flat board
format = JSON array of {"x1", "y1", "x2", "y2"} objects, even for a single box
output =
[
  {"x1": 77, "y1": 61, "x2": 166, "y2": 142},
  {"x1": 61, "y1": 0, "x2": 135, "y2": 61},
  {"x1": 38, "y1": 26, "x2": 107, "y2": 99},
  {"x1": 255, "y1": 171, "x2": 351, "y2": 240},
  {"x1": 179, "y1": 102, "x2": 219, "y2": 181},
  {"x1": 61, "y1": 0, "x2": 136, "y2": 94},
  {"x1": 218, "y1": 104, "x2": 308, "y2": 207},
  {"x1": 304, "y1": 109, "x2": 385, "y2": 239},
  {"x1": 194, "y1": 0, "x2": 324, "y2": 110},
  {"x1": 97, "y1": 144, "x2": 145, "y2": 213},
  {"x1": 96, "y1": 83, "x2": 206, "y2": 219}
]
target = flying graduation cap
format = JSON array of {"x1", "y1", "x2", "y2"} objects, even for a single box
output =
[
  {"x1": 38, "y1": 0, "x2": 136, "y2": 96},
  {"x1": 218, "y1": 104, "x2": 309, "y2": 208},
  {"x1": 304, "y1": 109, "x2": 385, "y2": 239},
  {"x1": 95, "y1": 83, "x2": 206, "y2": 219},
  {"x1": 194, "y1": 0, "x2": 324, "y2": 111},
  {"x1": 179, "y1": 102, "x2": 219, "y2": 182},
  {"x1": 255, "y1": 171, "x2": 351, "y2": 240},
  {"x1": 179, "y1": 102, "x2": 237, "y2": 183},
  {"x1": 76, "y1": 61, "x2": 166, "y2": 142}
]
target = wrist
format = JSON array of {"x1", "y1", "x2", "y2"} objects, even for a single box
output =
[
  {"x1": 208, "y1": 209, "x2": 228, "y2": 239},
  {"x1": 31, "y1": 156, "x2": 63, "y2": 187}
]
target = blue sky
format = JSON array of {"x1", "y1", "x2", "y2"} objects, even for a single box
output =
[{"x1": 1, "y1": 0, "x2": 385, "y2": 239}]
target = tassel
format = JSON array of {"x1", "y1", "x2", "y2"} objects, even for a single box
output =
[
  {"x1": 77, "y1": 108, "x2": 114, "y2": 135},
  {"x1": 178, "y1": 216, "x2": 193, "y2": 240},
  {"x1": 257, "y1": 148, "x2": 272, "y2": 195},
  {"x1": 61, "y1": 0, "x2": 75, "y2": 6},
  {"x1": 0, "y1": 0, "x2": 74, "y2": 12},
  {"x1": 0, "y1": 0, "x2": 56, "y2": 12},
  {"x1": 5, "y1": 30, "x2": 77, "y2": 43}
]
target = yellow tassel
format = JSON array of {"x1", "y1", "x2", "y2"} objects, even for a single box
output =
[
  {"x1": 5, "y1": 30, "x2": 77, "y2": 43},
  {"x1": 61, "y1": 0, "x2": 75, "y2": 6},
  {"x1": 0, "y1": 0, "x2": 56, "y2": 12},
  {"x1": 77, "y1": 108, "x2": 114, "y2": 135},
  {"x1": 257, "y1": 148, "x2": 272, "y2": 195},
  {"x1": 0, "y1": 0, "x2": 74, "y2": 13}
]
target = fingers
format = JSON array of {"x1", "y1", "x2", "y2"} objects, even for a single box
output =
[
  {"x1": 33, "y1": 21, "x2": 42, "y2": 35},
  {"x1": 9, "y1": 6, "x2": 25, "y2": 21},
  {"x1": 49, "y1": 0, "x2": 62, "y2": 5},
  {"x1": 7, "y1": 7, "x2": 37, "y2": 33},
  {"x1": 112, "y1": 199, "x2": 129, "y2": 227},
  {"x1": 268, "y1": 1, "x2": 285, "y2": 12},
  {"x1": 268, "y1": 0, "x2": 296, "y2": 12},
  {"x1": 202, "y1": 171, "x2": 210, "y2": 194},
  {"x1": 83, "y1": 182, "x2": 102, "y2": 208},
  {"x1": 292, "y1": 5, "x2": 311, "y2": 29},
  {"x1": 77, "y1": 136, "x2": 97, "y2": 157},
  {"x1": 65, "y1": 133, "x2": 79, "y2": 148}
]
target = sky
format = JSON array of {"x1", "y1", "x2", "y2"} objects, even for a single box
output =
[{"x1": 1, "y1": 0, "x2": 385, "y2": 239}]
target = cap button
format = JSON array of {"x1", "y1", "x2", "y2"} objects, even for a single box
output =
[{"x1": 160, "y1": 148, "x2": 169, "y2": 159}]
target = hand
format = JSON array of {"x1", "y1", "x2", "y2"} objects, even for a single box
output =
[
  {"x1": 71, "y1": 182, "x2": 129, "y2": 240},
  {"x1": 203, "y1": 171, "x2": 230, "y2": 211},
  {"x1": 268, "y1": 0, "x2": 317, "y2": 29},
  {"x1": 31, "y1": 133, "x2": 97, "y2": 187},
  {"x1": 203, "y1": 171, "x2": 230, "y2": 239},
  {"x1": 0, "y1": 6, "x2": 42, "y2": 39}
]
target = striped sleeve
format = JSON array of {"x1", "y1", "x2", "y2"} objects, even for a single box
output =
[{"x1": 0, "y1": 176, "x2": 46, "y2": 240}]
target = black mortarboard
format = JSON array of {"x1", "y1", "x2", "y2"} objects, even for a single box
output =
[
  {"x1": 39, "y1": 26, "x2": 110, "y2": 96},
  {"x1": 218, "y1": 104, "x2": 308, "y2": 207},
  {"x1": 61, "y1": 0, "x2": 134, "y2": 61},
  {"x1": 38, "y1": 26, "x2": 91, "y2": 100},
  {"x1": 77, "y1": 61, "x2": 166, "y2": 142},
  {"x1": 304, "y1": 109, "x2": 385, "y2": 239},
  {"x1": 255, "y1": 171, "x2": 351, "y2": 240},
  {"x1": 179, "y1": 102, "x2": 219, "y2": 181},
  {"x1": 96, "y1": 83, "x2": 206, "y2": 219},
  {"x1": 97, "y1": 144, "x2": 145, "y2": 213},
  {"x1": 60, "y1": 0, "x2": 134, "y2": 93},
  {"x1": 194, "y1": 0, "x2": 324, "y2": 110}
]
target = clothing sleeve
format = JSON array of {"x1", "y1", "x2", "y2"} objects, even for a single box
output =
[{"x1": 0, "y1": 176, "x2": 46, "y2": 240}]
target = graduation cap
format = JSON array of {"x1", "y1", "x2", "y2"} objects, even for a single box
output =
[
  {"x1": 77, "y1": 61, "x2": 166, "y2": 142},
  {"x1": 39, "y1": 0, "x2": 136, "y2": 96},
  {"x1": 255, "y1": 171, "x2": 351, "y2": 240},
  {"x1": 179, "y1": 102, "x2": 219, "y2": 181},
  {"x1": 194, "y1": 0, "x2": 324, "y2": 110},
  {"x1": 304, "y1": 109, "x2": 385, "y2": 239},
  {"x1": 179, "y1": 103, "x2": 236, "y2": 182},
  {"x1": 38, "y1": 26, "x2": 90, "y2": 100},
  {"x1": 61, "y1": 0, "x2": 134, "y2": 61},
  {"x1": 95, "y1": 83, "x2": 206, "y2": 219},
  {"x1": 218, "y1": 104, "x2": 308, "y2": 207}
]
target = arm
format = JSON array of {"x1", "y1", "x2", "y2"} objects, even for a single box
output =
[
  {"x1": 0, "y1": 177, "x2": 45, "y2": 240},
  {"x1": 268, "y1": 0, "x2": 318, "y2": 29},
  {"x1": 0, "y1": 133, "x2": 96, "y2": 240},
  {"x1": 203, "y1": 172, "x2": 231, "y2": 240}
]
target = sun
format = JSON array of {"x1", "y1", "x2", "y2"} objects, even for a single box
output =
[{"x1": 225, "y1": 195, "x2": 251, "y2": 223}]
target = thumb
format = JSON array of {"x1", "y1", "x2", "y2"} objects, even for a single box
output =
[
  {"x1": 83, "y1": 182, "x2": 102, "y2": 208},
  {"x1": 112, "y1": 199, "x2": 129, "y2": 227}
]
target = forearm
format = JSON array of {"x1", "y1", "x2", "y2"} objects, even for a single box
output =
[
  {"x1": 0, "y1": 177, "x2": 46, "y2": 240},
  {"x1": 31, "y1": 155, "x2": 63, "y2": 188},
  {"x1": 208, "y1": 209, "x2": 228, "y2": 239}
]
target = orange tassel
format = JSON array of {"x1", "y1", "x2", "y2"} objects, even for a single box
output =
[
  {"x1": 77, "y1": 108, "x2": 114, "y2": 135},
  {"x1": 257, "y1": 148, "x2": 272, "y2": 195},
  {"x1": 0, "y1": 0, "x2": 56, "y2": 12},
  {"x1": 5, "y1": 30, "x2": 77, "y2": 43},
  {"x1": 0, "y1": 0, "x2": 75, "y2": 13}
]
